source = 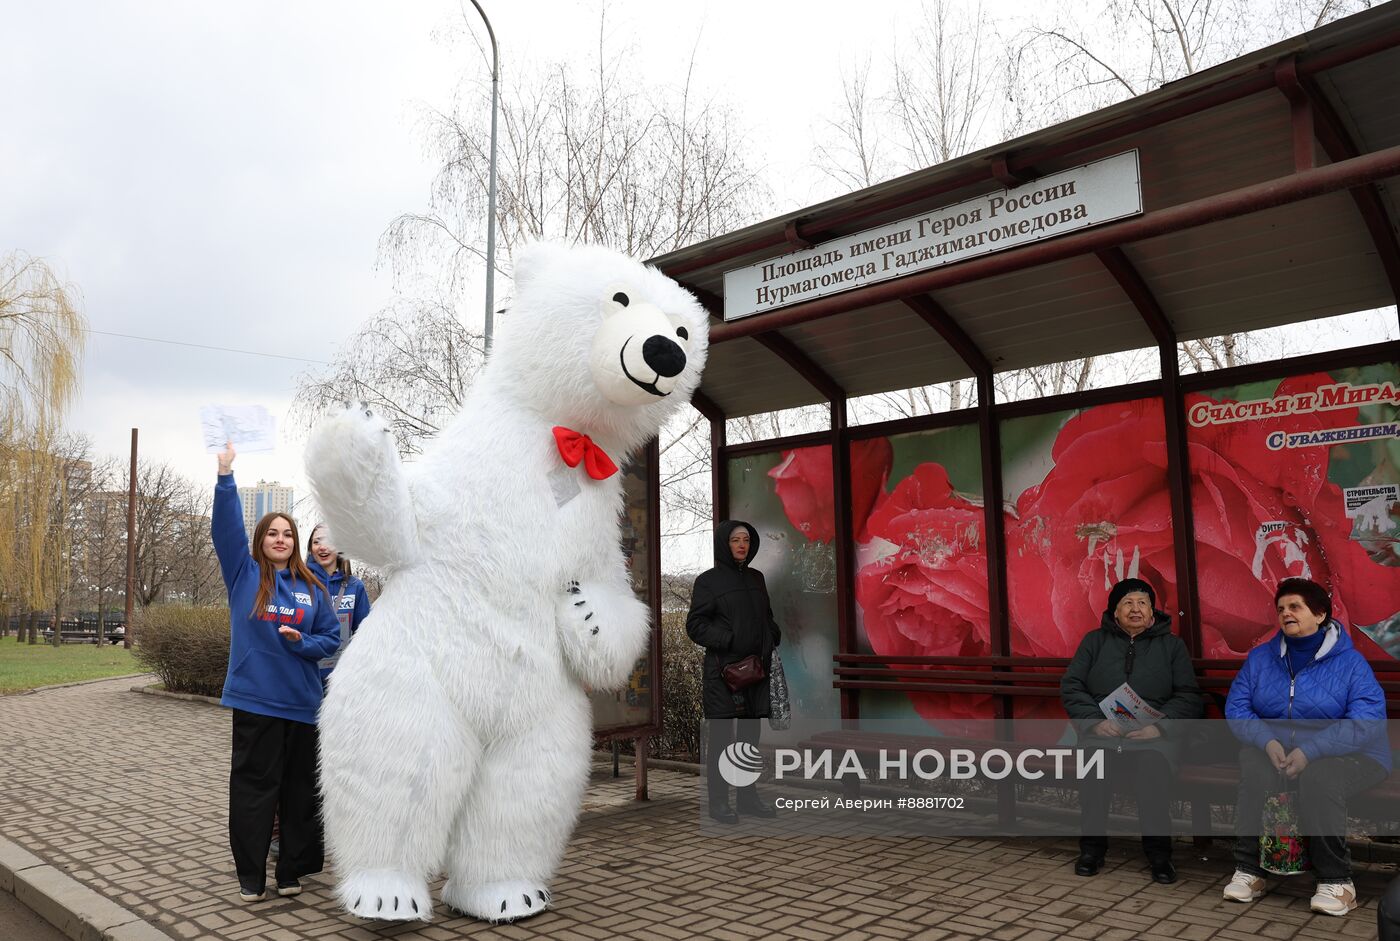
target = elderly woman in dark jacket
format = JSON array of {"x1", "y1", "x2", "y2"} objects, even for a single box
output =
[
  {"x1": 686, "y1": 520, "x2": 780, "y2": 824},
  {"x1": 1061, "y1": 577, "x2": 1203, "y2": 884}
]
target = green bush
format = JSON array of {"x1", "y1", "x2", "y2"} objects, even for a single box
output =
[{"x1": 133, "y1": 606, "x2": 230, "y2": 698}]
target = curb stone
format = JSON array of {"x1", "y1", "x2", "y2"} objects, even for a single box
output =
[
  {"x1": 0, "y1": 835, "x2": 176, "y2": 941},
  {"x1": 2, "y1": 673, "x2": 151, "y2": 698},
  {"x1": 131, "y1": 684, "x2": 224, "y2": 707}
]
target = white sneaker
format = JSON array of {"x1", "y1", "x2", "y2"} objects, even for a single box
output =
[
  {"x1": 1222, "y1": 869, "x2": 1266, "y2": 902},
  {"x1": 1310, "y1": 881, "x2": 1357, "y2": 916}
]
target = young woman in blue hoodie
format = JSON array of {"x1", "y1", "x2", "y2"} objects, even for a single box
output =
[
  {"x1": 305, "y1": 523, "x2": 371, "y2": 684},
  {"x1": 213, "y1": 442, "x2": 340, "y2": 903}
]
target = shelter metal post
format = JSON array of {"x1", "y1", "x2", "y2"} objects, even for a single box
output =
[
  {"x1": 904, "y1": 294, "x2": 1014, "y2": 823},
  {"x1": 1097, "y1": 248, "x2": 1203, "y2": 655},
  {"x1": 641, "y1": 435, "x2": 662, "y2": 800},
  {"x1": 832, "y1": 395, "x2": 857, "y2": 723}
]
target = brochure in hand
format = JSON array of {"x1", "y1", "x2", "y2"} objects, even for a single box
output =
[{"x1": 1098, "y1": 682, "x2": 1165, "y2": 732}]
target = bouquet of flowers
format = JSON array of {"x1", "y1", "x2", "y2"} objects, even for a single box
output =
[{"x1": 1259, "y1": 779, "x2": 1310, "y2": 876}]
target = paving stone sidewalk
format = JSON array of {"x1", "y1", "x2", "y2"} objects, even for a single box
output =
[{"x1": 0, "y1": 676, "x2": 1391, "y2": 940}]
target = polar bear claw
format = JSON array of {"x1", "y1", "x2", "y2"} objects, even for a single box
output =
[
  {"x1": 442, "y1": 880, "x2": 550, "y2": 923},
  {"x1": 337, "y1": 869, "x2": 431, "y2": 922}
]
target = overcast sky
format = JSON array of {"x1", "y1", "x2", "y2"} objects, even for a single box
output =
[
  {"x1": 4, "y1": 0, "x2": 1392, "y2": 553},
  {"x1": 2, "y1": 0, "x2": 953, "y2": 499}
]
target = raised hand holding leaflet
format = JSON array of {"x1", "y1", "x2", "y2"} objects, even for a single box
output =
[
  {"x1": 200, "y1": 405, "x2": 277, "y2": 453},
  {"x1": 1098, "y1": 682, "x2": 1165, "y2": 732}
]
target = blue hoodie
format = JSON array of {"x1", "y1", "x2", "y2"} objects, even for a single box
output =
[
  {"x1": 213, "y1": 474, "x2": 340, "y2": 724},
  {"x1": 305, "y1": 556, "x2": 371, "y2": 680},
  {"x1": 1225, "y1": 620, "x2": 1391, "y2": 771}
]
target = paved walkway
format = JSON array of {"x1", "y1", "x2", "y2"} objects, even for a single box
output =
[{"x1": 0, "y1": 676, "x2": 1391, "y2": 940}]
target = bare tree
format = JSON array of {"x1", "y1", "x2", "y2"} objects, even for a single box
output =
[
  {"x1": 294, "y1": 13, "x2": 773, "y2": 566},
  {"x1": 291, "y1": 300, "x2": 485, "y2": 456},
  {"x1": 44, "y1": 436, "x2": 99, "y2": 644},
  {"x1": 75, "y1": 460, "x2": 128, "y2": 641},
  {"x1": 1013, "y1": 0, "x2": 1371, "y2": 373},
  {"x1": 162, "y1": 482, "x2": 221, "y2": 607},
  {"x1": 380, "y1": 13, "x2": 770, "y2": 298},
  {"x1": 128, "y1": 460, "x2": 192, "y2": 608},
  {"x1": 813, "y1": 58, "x2": 891, "y2": 193}
]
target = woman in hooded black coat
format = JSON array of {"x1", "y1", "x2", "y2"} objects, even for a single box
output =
[{"x1": 686, "y1": 520, "x2": 781, "y2": 823}]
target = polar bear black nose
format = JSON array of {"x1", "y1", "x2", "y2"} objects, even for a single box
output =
[{"x1": 641, "y1": 335, "x2": 686, "y2": 377}]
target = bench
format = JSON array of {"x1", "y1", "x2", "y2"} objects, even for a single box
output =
[
  {"x1": 39, "y1": 627, "x2": 126, "y2": 645},
  {"x1": 828, "y1": 653, "x2": 1400, "y2": 838}
]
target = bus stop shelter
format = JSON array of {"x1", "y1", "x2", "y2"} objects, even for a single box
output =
[{"x1": 637, "y1": 4, "x2": 1400, "y2": 737}]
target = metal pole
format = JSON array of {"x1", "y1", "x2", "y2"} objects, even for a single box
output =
[
  {"x1": 468, "y1": 0, "x2": 499, "y2": 356},
  {"x1": 124, "y1": 428, "x2": 137, "y2": 648}
]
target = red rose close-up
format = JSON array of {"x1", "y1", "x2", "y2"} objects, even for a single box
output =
[
  {"x1": 768, "y1": 438, "x2": 893, "y2": 543},
  {"x1": 1007, "y1": 398, "x2": 1178, "y2": 660},
  {"x1": 855, "y1": 462, "x2": 1005, "y2": 722},
  {"x1": 1185, "y1": 373, "x2": 1400, "y2": 657}
]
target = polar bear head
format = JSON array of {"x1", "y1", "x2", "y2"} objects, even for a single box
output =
[{"x1": 491, "y1": 242, "x2": 709, "y2": 451}]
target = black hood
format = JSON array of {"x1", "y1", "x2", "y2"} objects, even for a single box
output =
[{"x1": 714, "y1": 520, "x2": 759, "y2": 571}]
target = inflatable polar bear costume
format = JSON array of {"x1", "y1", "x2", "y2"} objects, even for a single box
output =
[{"x1": 305, "y1": 243, "x2": 708, "y2": 924}]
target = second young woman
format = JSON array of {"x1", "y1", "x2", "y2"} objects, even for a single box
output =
[{"x1": 305, "y1": 523, "x2": 371, "y2": 684}]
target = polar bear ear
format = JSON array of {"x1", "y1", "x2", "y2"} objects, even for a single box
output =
[{"x1": 511, "y1": 242, "x2": 571, "y2": 290}]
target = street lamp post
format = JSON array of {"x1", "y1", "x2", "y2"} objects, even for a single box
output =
[{"x1": 467, "y1": 0, "x2": 499, "y2": 356}]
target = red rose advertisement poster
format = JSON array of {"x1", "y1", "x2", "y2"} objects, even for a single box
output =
[
  {"x1": 728, "y1": 447, "x2": 844, "y2": 741},
  {"x1": 728, "y1": 362, "x2": 1400, "y2": 731},
  {"x1": 1186, "y1": 366, "x2": 1400, "y2": 659}
]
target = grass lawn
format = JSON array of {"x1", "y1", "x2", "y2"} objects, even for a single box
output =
[{"x1": 0, "y1": 640, "x2": 144, "y2": 694}]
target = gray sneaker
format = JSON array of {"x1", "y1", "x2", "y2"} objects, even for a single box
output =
[{"x1": 1221, "y1": 869, "x2": 1266, "y2": 902}]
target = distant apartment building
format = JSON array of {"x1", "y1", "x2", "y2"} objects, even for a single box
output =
[{"x1": 239, "y1": 480, "x2": 294, "y2": 540}]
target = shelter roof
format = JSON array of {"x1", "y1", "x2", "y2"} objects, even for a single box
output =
[{"x1": 651, "y1": 5, "x2": 1400, "y2": 419}]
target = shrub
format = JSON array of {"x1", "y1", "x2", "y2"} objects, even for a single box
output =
[
  {"x1": 653, "y1": 609, "x2": 704, "y2": 761},
  {"x1": 133, "y1": 606, "x2": 230, "y2": 697}
]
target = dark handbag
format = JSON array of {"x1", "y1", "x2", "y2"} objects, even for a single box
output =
[{"x1": 722, "y1": 654, "x2": 766, "y2": 692}]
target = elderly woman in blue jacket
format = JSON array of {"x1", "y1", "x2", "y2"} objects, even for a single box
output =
[
  {"x1": 213, "y1": 442, "x2": 340, "y2": 903},
  {"x1": 1222, "y1": 577, "x2": 1390, "y2": 918}
]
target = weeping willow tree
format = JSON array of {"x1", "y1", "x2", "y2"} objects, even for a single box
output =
[{"x1": 0, "y1": 252, "x2": 86, "y2": 642}]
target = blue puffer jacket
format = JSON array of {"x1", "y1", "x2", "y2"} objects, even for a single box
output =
[{"x1": 1225, "y1": 620, "x2": 1391, "y2": 771}]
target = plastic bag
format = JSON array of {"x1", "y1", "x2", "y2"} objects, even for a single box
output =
[
  {"x1": 768, "y1": 651, "x2": 791, "y2": 731},
  {"x1": 1259, "y1": 776, "x2": 1310, "y2": 876}
]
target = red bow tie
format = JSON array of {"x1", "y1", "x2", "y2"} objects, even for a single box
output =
[{"x1": 552, "y1": 426, "x2": 618, "y2": 480}]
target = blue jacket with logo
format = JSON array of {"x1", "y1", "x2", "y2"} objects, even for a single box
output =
[
  {"x1": 1225, "y1": 620, "x2": 1391, "y2": 771},
  {"x1": 213, "y1": 474, "x2": 340, "y2": 724},
  {"x1": 305, "y1": 557, "x2": 371, "y2": 680}
]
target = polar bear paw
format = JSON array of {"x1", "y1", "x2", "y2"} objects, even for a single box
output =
[
  {"x1": 336, "y1": 869, "x2": 431, "y2": 922},
  {"x1": 561, "y1": 580, "x2": 601, "y2": 636},
  {"x1": 308, "y1": 401, "x2": 394, "y2": 459},
  {"x1": 555, "y1": 579, "x2": 647, "y2": 690},
  {"x1": 305, "y1": 401, "x2": 420, "y2": 570},
  {"x1": 442, "y1": 879, "x2": 550, "y2": 923}
]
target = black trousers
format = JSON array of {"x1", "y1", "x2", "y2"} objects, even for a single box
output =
[
  {"x1": 229, "y1": 709, "x2": 323, "y2": 890},
  {"x1": 1232, "y1": 746, "x2": 1387, "y2": 882},
  {"x1": 1078, "y1": 748, "x2": 1173, "y2": 862},
  {"x1": 706, "y1": 717, "x2": 761, "y2": 807}
]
